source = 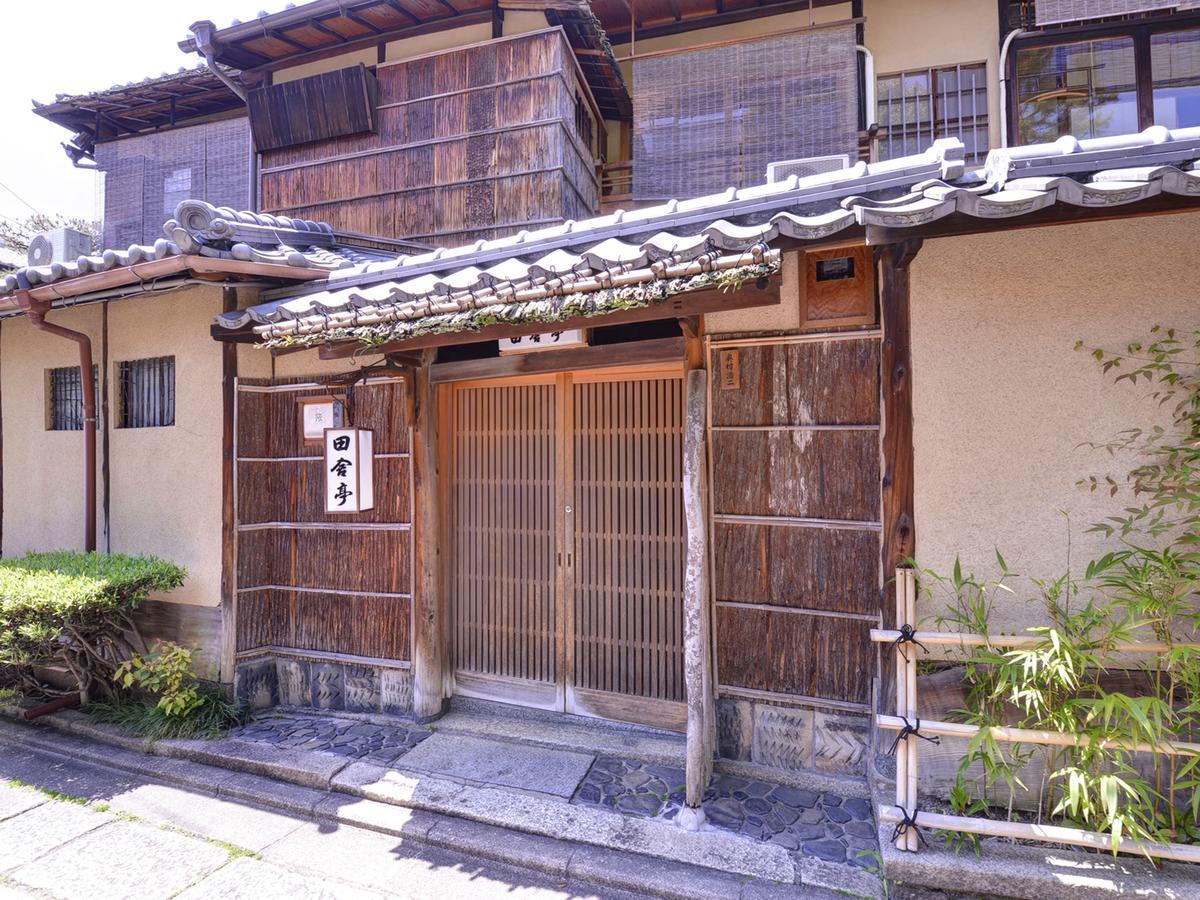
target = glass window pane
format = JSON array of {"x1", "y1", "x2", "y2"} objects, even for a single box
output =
[
  {"x1": 1017, "y1": 37, "x2": 1138, "y2": 143},
  {"x1": 1152, "y1": 28, "x2": 1200, "y2": 129}
]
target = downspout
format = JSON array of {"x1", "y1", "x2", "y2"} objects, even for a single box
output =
[
  {"x1": 18, "y1": 295, "x2": 97, "y2": 552},
  {"x1": 998, "y1": 29, "x2": 1025, "y2": 149},
  {"x1": 189, "y1": 22, "x2": 248, "y2": 101}
]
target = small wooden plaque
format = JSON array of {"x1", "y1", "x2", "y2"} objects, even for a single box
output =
[{"x1": 718, "y1": 349, "x2": 741, "y2": 390}]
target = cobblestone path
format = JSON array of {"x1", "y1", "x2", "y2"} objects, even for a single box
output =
[{"x1": 231, "y1": 713, "x2": 432, "y2": 765}]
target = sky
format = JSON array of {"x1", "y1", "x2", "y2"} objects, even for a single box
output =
[{"x1": 0, "y1": 1, "x2": 279, "y2": 227}]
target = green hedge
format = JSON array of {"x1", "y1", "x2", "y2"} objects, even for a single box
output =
[{"x1": 0, "y1": 551, "x2": 185, "y2": 696}]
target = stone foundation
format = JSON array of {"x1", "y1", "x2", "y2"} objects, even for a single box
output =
[
  {"x1": 717, "y1": 697, "x2": 869, "y2": 777},
  {"x1": 234, "y1": 655, "x2": 414, "y2": 717}
]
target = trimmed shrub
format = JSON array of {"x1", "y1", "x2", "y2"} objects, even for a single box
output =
[{"x1": 0, "y1": 551, "x2": 185, "y2": 699}]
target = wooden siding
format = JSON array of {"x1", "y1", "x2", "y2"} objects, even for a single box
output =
[
  {"x1": 248, "y1": 64, "x2": 377, "y2": 152},
  {"x1": 259, "y1": 29, "x2": 599, "y2": 246},
  {"x1": 234, "y1": 377, "x2": 413, "y2": 663},
  {"x1": 709, "y1": 333, "x2": 882, "y2": 705}
]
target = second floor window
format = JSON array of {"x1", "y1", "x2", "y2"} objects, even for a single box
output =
[
  {"x1": 1015, "y1": 25, "x2": 1200, "y2": 144},
  {"x1": 117, "y1": 356, "x2": 175, "y2": 429},
  {"x1": 876, "y1": 64, "x2": 990, "y2": 165}
]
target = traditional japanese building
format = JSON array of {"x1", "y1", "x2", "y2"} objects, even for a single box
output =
[{"x1": 6, "y1": 0, "x2": 1200, "y2": 820}]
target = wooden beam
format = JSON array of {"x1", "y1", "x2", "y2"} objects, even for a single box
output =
[
  {"x1": 429, "y1": 336, "x2": 685, "y2": 383},
  {"x1": 878, "y1": 239, "x2": 920, "y2": 650},
  {"x1": 316, "y1": 279, "x2": 782, "y2": 360},
  {"x1": 220, "y1": 287, "x2": 240, "y2": 688},
  {"x1": 607, "y1": 0, "x2": 847, "y2": 47},
  {"x1": 411, "y1": 350, "x2": 446, "y2": 721}
]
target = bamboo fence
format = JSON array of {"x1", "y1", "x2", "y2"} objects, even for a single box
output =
[{"x1": 873, "y1": 568, "x2": 1200, "y2": 864}]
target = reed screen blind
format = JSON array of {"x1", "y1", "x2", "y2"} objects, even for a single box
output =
[
  {"x1": 95, "y1": 117, "x2": 250, "y2": 249},
  {"x1": 117, "y1": 356, "x2": 175, "y2": 429},
  {"x1": 47, "y1": 365, "x2": 98, "y2": 431},
  {"x1": 631, "y1": 25, "x2": 859, "y2": 198},
  {"x1": 1036, "y1": 0, "x2": 1200, "y2": 24}
]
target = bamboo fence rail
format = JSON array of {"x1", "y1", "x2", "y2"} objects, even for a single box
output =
[{"x1": 875, "y1": 568, "x2": 1200, "y2": 862}]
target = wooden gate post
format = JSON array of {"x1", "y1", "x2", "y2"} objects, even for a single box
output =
[
  {"x1": 219, "y1": 286, "x2": 239, "y2": 688},
  {"x1": 879, "y1": 239, "x2": 921, "y2": 711},
  {"x1": 681, "y1": 366, "x2": 715, "y2": 825},
  {"x1": 412, "y1": 354, "x2": 446, "y2": 721}
]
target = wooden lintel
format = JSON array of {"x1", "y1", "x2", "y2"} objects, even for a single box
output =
[
  {"x1": 316, "y1": 278, "x2": 782, "y2": 360},
  {"x1": 430, "y1": 336, "x2": 686, "y2": 383}
]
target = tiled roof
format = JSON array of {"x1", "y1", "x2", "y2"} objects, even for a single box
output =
[
  {"x1": 219, "y1": 125, "x2": 1200, "y2": 348},
  {"x1": 0, "y1": 201, "x2": 396, "y2": 299}
]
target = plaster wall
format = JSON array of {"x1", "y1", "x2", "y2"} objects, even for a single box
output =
[
  {"x1": 910, "y1": 213, "x2": 1200, "y2": 632},
  {"x1": 1, "y1": 287, "x2": 226, "y2": 610}
]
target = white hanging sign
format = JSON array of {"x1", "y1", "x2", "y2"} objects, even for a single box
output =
[
  {"x1": 324, "y1": 428, "x2": 375, "y2": 513},
  {"x1": 499, "y1": 329, "x2": 588, "y2": 355}
]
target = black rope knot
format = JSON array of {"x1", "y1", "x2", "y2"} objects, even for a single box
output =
[
  {"x1": 887, "y1": 716, "x2": 941, "y2": 756},
  {"x1": 892, "y1": 623, "x2": 928, "y2": 661},
  {"x1": 890, "y1": 806, "x2": 928, "y2": 848}
]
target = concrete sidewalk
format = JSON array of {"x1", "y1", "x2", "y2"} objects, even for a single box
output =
[{"x1": 0, "y1": 725, "x2": 854, "y2": 900}]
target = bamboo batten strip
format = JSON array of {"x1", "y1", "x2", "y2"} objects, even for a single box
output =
[
  {"x1": 876, "y1": 715, "x2": 1200, "y2": 758},
  {"x1": 876, "y1": 807, "x2": 1200, "y2": 865},
  {"x1": 879, "y1": 567, "x2": 1200, "y2": 861},
  {"x1": 870, "y1": 629, "x2": 1198, "y2": 654},
  {"x1": 258, "y1": 248, "x2": 780, "y2": 339}
]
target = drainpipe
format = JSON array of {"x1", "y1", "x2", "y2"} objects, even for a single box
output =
[
  {"x1": 998, "y1": 29, "x2": 1025, "y2": 149},
  {"x1": 18, "y1": 294, "x2": 97, "y2": 552},
  {"x1": 189, "y1": 21, "x2": 248, "y2": 102}
]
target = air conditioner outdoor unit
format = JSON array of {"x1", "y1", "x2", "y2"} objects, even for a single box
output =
[
  {"x1": 27, "y1": 227, "x2": 92, "y2": 268},
  {"x1": 766, "y1": 154, "x2": 852, "y2": 183}
]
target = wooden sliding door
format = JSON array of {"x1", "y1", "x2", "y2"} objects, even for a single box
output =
[{"x1": 449, "y1": 369, "x2": 686, "y2": 731}]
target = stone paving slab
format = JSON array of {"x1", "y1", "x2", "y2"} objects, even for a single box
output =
[
  {"x1": 395, "y1": 732, "x2": 595, "y2": 797},
  {"x1": 9, "y1": 820, "x2": 229, "y2": 900},
  {"x1": 158, "y1": 737, "x2": 352, "y2": 789},
  {"x1": 0, "y1": 799, "x2": 112, "y2": 874},
  {"x1": 175, "y1": 856, "x2": 390, "y2": 900},
  {"x1": 0, "y1": 784, "x2": 46, "y2": 823}
]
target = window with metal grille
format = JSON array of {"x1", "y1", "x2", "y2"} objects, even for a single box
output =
[
  {"x1": 46, "y1": 365, "x2": 98, "y2": 431},
  {"x1": 876, "y1": 63, "x2": 990, "y2": 165},
  {"x1": 117, "y1": 356, "x2": 175, "y2": 429}
]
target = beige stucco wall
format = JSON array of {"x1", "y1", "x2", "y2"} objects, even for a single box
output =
[
  {"x1": 911, "y1": 213, "x2": 1200, "y2": 632},
  {"x1": 273, "y1": 47, "x2": 379, "y2": 84},
  {"x1": 2, "y1": 286, "x2": 226, "y2": 609}
]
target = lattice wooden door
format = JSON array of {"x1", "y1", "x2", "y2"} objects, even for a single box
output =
[{"x1": 449, "y1": 370, "x2": 686, "y2": 730}]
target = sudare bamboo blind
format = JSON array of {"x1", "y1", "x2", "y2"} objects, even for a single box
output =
[{"x1": 631, "y1": 25, "x2": 859, "y2": 198}]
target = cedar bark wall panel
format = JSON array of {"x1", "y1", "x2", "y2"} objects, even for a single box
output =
[
  {"x1": 237, "y1": 588, "x2": 410, "y2": 661},
  {"x1": 710, "y1": 430, "x2": 880, "y2": 521},
  {"x1": 714, "y1": 523, "x2": 878, "y2": 615},
  {"x1": 258, "y1": 30, "x2": 598, "y2": 245},
  {"x1": 235, "y1": 377, "x2": 413, "y2": 662},
  {"x1": 709, "y1": 336, "x2": 882, "y2": 706},
  {"x1": 238, "y1": 458, "x2": 411, "y2": 525},
  {"x1": 715, "y1": 606, "x2": 872, "y2": 703},
  {"x1": 711, "y1": 340, "x2": 881, "y2": 427}
]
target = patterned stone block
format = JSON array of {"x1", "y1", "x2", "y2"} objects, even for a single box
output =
[
  {"x1": 716, "y1": 697, "x2": 752, "y2": 761},
  {"x1": 235, "y1": 658, "x2": 279, "y2": 710},
  {"x1": 343, "y1": 666, "x2": 381, "y2": 713},
  {"x1": 380, "y1": 668, "x2": 413, "y2": 716},
  {"x1": 309, "y1": 662, "x2": 344, "y2": 710},
  {"x1": 750, "y1": 703, "x2": 813, "y2": 771},
  {"x1": 812, "y1": 710, "x2": 869, "y2": 776},
  {"x1": 275, "y1": 658, "x2": 310, "y2": 708}
]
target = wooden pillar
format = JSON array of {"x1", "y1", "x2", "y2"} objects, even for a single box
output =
[
  {"x1": 681, "y1": 365, "x2": 715, "y2": 820},
  {"x1": 879, "y1": 239, "x2": 921, "y2": 711},
  {"x1": 219, "y1": 287, "x2": 239, "y2": 687},
  {"x1": 411, "y1": 353, "x2": 446, "y2": 721}
]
